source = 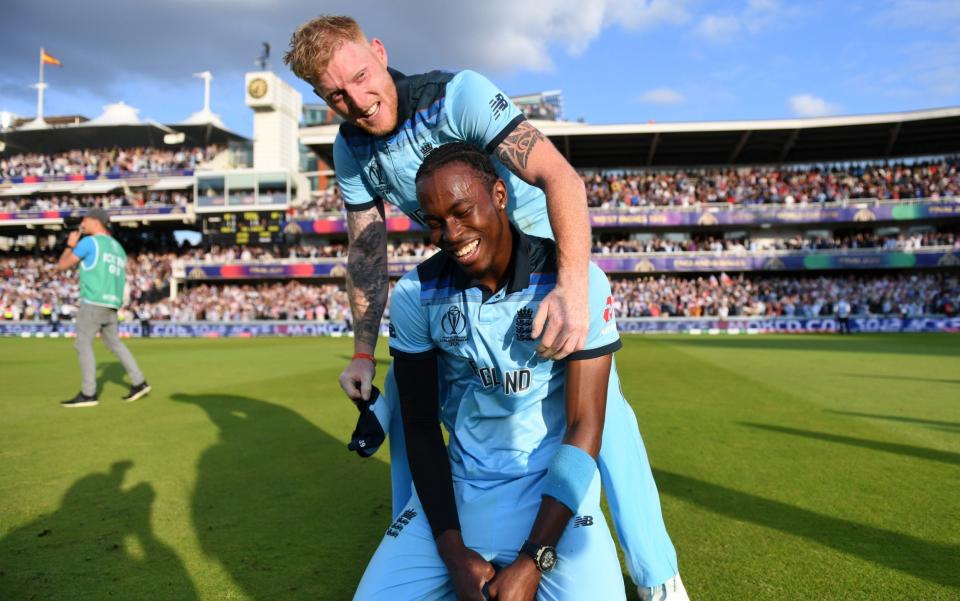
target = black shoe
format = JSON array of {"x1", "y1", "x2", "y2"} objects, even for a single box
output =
[
  {"x1": 61, "y1": 392, "x2": 99, "y2": 408},
  {"x1": 122, "y1": 381, "x2": 152, "y2": 402}
]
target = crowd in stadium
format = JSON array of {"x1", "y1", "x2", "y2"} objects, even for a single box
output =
[
  {"x1": 0, "y1": 251, "x2": 171, "y2": 321},
  {"x1": 289, "y1": 186, "x2": 343, "y2": 218},
  {"x1": 133, "y1": 281, "x2": 352, "y2": 322},
  {"x1": 0, "y1": 146, "x2": 222, "y2": 180},
  {"x1": 1, "y1": 190, "x2": 192, "y2": 212},
  {"x1": 593, "y1": 230, "x2": 959, "y2": 254},
  {"x1": 3, "y1": 244, "x2": 957, "y2": 321},
  {"x1": 280, "y1": 158, "x2": 960, "y2": 217},
  {"x1": 5, "y1": 153, "x2": 956, "y2": 216},
  {"x1": 610, "y1": 273, "x2": 959, "y2": 318},
  {"x1": 582, "y1": 158, "x2": 960, "y2": 208},
  {"x1": 173, "y1": 231, "x2": 959, "y2": 263},
  {"x1": 583, "y1": 159, "x2": 960, "y2": 208}
]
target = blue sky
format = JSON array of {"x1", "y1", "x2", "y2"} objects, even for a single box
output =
[{"x1": 1, "y1": 0, "x2": 957, "y2": 137}]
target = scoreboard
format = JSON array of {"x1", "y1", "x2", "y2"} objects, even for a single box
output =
[{"x1": 202, "y1": 211, "x2": 284, "y2": 245}]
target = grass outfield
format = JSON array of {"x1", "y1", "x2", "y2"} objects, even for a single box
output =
[{"x1": 1, "y1": 334, "x2": 958, "y2": 600}]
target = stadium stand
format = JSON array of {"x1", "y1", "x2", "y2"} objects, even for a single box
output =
[
  {"x1": 2, "y1": 103, "x2": 959, "y2": 335},
  {"x1": 288, "y1": 159, "x2": 960, "y2": 219},
  {"x1": 0, "y1": 146, "x2": 222, "y2": 179}
]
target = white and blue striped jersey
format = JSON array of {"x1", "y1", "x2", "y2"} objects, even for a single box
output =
[
  {"x1": 334, "y1": 69, "x2": 553, "y2": 238},
  {"x1": 388, "y1": 229, "x2": 621, "y2": 486}
]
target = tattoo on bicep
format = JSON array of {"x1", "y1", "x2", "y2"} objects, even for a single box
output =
[
  {"x1": 346, "y1": 207, "x2": 388, "y2": 345},
  {"x1": 495, "y1": 122, "x2": 545, "y2": 173}
]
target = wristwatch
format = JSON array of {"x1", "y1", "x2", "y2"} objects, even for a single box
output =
[{"x1": 520, "y1": 540, "x2": 558, "y2": 573}]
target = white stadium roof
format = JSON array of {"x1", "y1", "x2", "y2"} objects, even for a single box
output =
[{"x1": 299, "y1": 106, "x2": 960, "y2": 168}]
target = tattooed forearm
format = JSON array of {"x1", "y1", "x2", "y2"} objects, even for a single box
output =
[
  {"x1": 495, "y1": 121, "x2": 545, "y2": 173},
  {"x1": 345, "y1": 205, "x2": 388, "y2": 350}
]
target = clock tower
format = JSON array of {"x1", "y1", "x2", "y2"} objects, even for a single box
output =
[{"x1": 244, "y1": 71, "x2": 302, "y2": 171}]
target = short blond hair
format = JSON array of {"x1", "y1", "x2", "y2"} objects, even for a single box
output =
[{"x1": 284, "y1": 15, "x2": 367, "y2": 85}]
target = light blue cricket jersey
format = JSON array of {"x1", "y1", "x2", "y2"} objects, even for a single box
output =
[
  {"x1": 334, "y1": 69, "x2": 553, "y2": 238},
  {"x1": 388, "y1": 229, "x2": 621, "y2": 486}
]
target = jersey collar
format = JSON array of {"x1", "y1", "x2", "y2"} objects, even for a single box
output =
[{"x1": 389, "y1": 67, "x2": 411, "y2": 135}]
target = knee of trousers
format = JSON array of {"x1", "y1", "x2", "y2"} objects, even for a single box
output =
[{"x1": 102, "y1": 336, "x2": 127, "y2": 353}]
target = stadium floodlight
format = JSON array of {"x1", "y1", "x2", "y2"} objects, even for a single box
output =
[
  {"x1": 0, "y1": 110, "x2": 11, "y2": 130},
  {"x1": 193, "y1": 71, "x2": 213, "y2": 114}
]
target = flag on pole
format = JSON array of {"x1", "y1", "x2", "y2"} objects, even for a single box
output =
[{"x1": 41, "y1": 49, "x2": 62, "y2": 67}]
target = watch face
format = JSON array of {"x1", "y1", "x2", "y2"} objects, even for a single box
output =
[
  {"x1": 248, "y1": 78, "x2": 268, "y2": 99},
  {"x1": 539, "y1": 548, "x2": 558, "y2": 572}
]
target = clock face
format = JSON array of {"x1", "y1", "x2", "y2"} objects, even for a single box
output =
[
  {"x1": 248, "y1": 78, "x2": 268, "y2": 99},
  {"x1": 539, "y1": 548, "x2": 558, "y2": 571}
]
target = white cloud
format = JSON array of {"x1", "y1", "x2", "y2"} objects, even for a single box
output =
[
  {"x1": 421, "y1": 0, "x2": 694, "y2": 72},
  {"x1": 639, "y1": 87, "x2": 685, "y2": 105},
  {"x1": 693, "y1": 15, "x2": 741, "y2": 42},
  {"x1": 693, "y1": 0, "x2": 788, "y2": 42},
  {"x1": 788, "y1": 94, "x2": 840, "y2": 117},
  {"x1": 743, "y1": 0, "x2": 782, "y2": 33}
]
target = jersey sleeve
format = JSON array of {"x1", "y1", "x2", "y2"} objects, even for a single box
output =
[
  {"x1": 566, "y1": 263, "x2": 622, "y2": 361},
  {"x1": 333, "y1": 134, "x2": 379, "y2": 212},
  {"x1": 446, "y1": 70, "x2": 525, "y2": 154},
  {"x1": 388, "y1": 272, "x2": 436, "y2": 359},
  {"x1": 72, "y1": 236, "x2": 97, "y2": 269}
]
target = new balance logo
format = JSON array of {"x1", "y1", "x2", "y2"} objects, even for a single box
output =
[
  {"x1": 489, "y1": 93, "x2": 509, "y2": 120},
  {"x1": 386, "y1": 509, "x2": 418, "y2": 538},
  {"x1": 573, "y1": 515, "x2": 594, "y2": 528}
]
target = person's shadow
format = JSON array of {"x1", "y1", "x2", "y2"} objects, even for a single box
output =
[
  {"x1": 0, "y1": 461, "x2": 198, "y2": 601},
  {"x1": 171, "y1": 393, "x2": 392, "y2": 600},
  {"x1": 96, "y1": 361, "x2": 129, "y2": 396}
]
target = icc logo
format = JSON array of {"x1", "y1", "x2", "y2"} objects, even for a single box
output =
[
  {"x1": 441, "y1": 306, "x2": 467, "y2": 336},
  {"x1": 368, "y1": 161, "x2": 384, "y2": 186}
]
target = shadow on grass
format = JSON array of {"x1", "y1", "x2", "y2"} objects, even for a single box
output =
[
  {"x1": 828, "y1": 411, "x2": 960, "y2": 431},
  {"x1": 96, "y1": 361, "x2": 130, "y2": 396},
  {"x1": 838, "y1": 373, "x2": 960, "y2": 386},
  {"x1": 741, "y1": 423, "x2": 960, "y2": 466},
  {"x1": 0, "y1": 461, "x2": 199, "y2": 600},
  {"x1": 664, "y1": 336, "x2": 960, "y2": 358},
  {"x1": 171, "y1": 393, "x2": 392, "y2": 601},
  {"x1": 653, "y1": 469, "x2": 960, "y2": 589}
]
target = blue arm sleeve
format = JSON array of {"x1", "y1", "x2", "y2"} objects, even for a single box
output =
[
  {"x1": 446, "y1": 70, "x2": 525, "y2": 154},
  {"x1": 388, "y1": 273, "x2": 435, "y2": 358},
  {"x1": 566, "y1": 263, "x2": 622, "y2": 361},
  {"x1": 72, "y1": 236, "x2": 96, "y2": 268},
  {"x1": 542, "y1": 443, "x2": 598, "y2": 513},
  {"x1": 333, "y1": 134, "x2": 379, "y2": 212}
]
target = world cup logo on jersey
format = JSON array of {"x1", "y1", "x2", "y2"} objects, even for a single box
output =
[
  {"x1": 442, "y1": 306, "x2": 466, "y2": 335},
  {"x1": 440, "y1": 306, "x2": 468, "y2": 345}
]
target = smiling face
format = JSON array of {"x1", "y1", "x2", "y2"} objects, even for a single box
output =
[
  {"x1": 416, "y1": 162, "x2": 513, "y2": 291},
  {"x1": 313, "y1": 38, "x2": 398, "y2": 136}
]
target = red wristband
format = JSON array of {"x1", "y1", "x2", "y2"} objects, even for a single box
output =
[{"x1": 352, "y1": 352, "x2": 376, "y2": 365}]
